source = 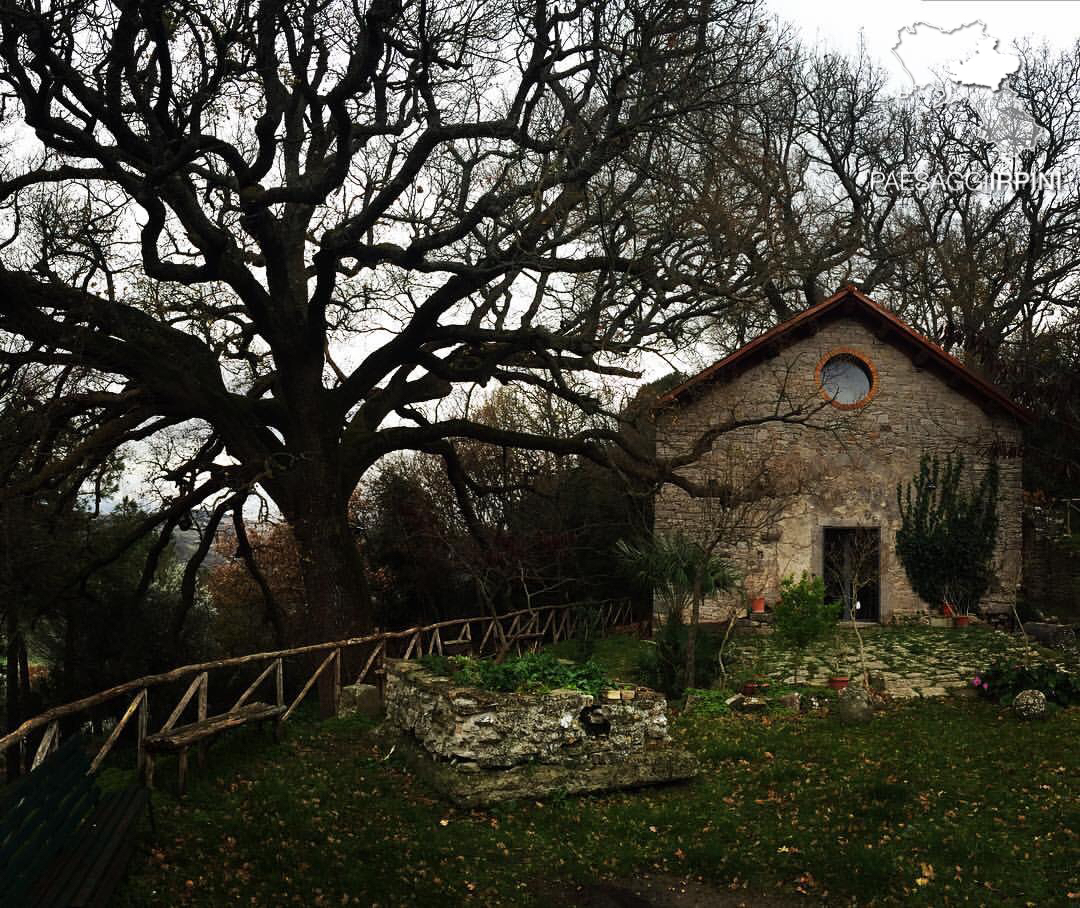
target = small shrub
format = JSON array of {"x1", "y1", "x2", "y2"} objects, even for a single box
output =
[
  {"x1": 418, "y1": 652, "x2": 611, "y2": 697},
  {"x1": 772, "y1": 573, "x2": 840, "y2": 683},
  {"x1": 683, "y1": 688, "x2": 733, "y2": 716},
  {"x1": 636, "y1": 607, "x2": 718, "y2": 699},
  {"x1": 972, "y1": 657, "x2": 1079, "y2": 705}
]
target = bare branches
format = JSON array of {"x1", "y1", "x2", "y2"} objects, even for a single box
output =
[{"x1": 0, "y1": 0, "x2": 913, "y2": 634}]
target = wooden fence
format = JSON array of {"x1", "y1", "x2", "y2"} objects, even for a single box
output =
[{"x1": 0, "y1": 600, "x2": 639, "y2": 784}]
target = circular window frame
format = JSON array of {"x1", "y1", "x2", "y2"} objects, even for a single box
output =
[{"x1": 815, "y1": 347, "x2": 879, "y2": 411}]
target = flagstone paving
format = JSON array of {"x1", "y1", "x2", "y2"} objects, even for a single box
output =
[{"x1": 727, "y1": 624, "x2": 1051, "y2": 699}]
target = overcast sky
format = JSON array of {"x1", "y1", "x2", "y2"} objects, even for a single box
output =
[{"x1": 768, "y1": 0, "x2": 1080, "y2": 84}]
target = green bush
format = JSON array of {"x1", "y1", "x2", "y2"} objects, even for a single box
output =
[
  {"x1": 772, "y1": 573, "x2": 839, "y2": 683},
  {"x1": 972, "y1": 657, "x2": 1079, "y2": 705},
  {"x1": 682, "y1": 688, "x2": 734, "y2": 716},
  {"x1": 418, "y1": 652, "x2": 611, "y2": 697},
  {"x1": 896, "y1": 454, "x2": 999, "y2": 614},
  {"x1": 635, "y1": 607, "x2": 718, "y2": 699}
]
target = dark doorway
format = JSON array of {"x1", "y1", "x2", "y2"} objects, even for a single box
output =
[{"x1": 823, "y1": 527, "x2": 881, "y2": 622}]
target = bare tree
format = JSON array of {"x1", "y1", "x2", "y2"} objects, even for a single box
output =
[
  {"x1": 872, "y1": 43, "x2": 1080, "y2": 372},
  {"x1": 672, "y1": 35, "x2": 1080, "y2": 378},
  {"x1": 823, "y1": 527, "x2": 878, "y2": 688},
  {"x1": 658, "y1": 39, "x2": 926, "y2": 350}
]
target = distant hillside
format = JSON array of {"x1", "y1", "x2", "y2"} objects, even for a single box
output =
[{"x1": 170, "y1": 526, "x2": 227, "y2": 569}]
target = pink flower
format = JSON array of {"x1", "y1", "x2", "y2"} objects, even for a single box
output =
[{"x1": 971, "y1": 676, "x2": 981, "y2": 687}]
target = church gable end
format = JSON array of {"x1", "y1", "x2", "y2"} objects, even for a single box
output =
[{"x1": 652, "y1": 288, "x2": 1025, "y2": 624}]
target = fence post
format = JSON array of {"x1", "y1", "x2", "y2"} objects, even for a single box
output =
[
  {"x1": 332, "y1": 649, "x2": 342, "y2": 717},
  {"x1": 31, "y1": 721, "x2": 59, "y2": 771},
  {"x1": 136, "y1": 691, "x2": 148, "y2": 773},
  {"x1": 196, "y1": 673, "x2": 209, "y2": 766},
  {"x1": 376, "y1": 641, "x2": 386, "y2": 698}
]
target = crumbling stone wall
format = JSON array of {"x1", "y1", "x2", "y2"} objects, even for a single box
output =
[
  {"x1": 654, "y1": 316, "x2": 1024, "y2": 623},
  {"x1": 384, "y1": 661, "x2": 670, "y2": 769}
]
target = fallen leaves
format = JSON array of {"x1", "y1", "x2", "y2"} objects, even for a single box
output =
[{"x1": 118, "y1": 697, "x2": 1078, "y2": 907}]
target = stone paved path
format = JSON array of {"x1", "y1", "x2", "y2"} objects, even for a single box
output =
[{"x1": 729, "y1": 624, "x2": 1042, "y2": 699}]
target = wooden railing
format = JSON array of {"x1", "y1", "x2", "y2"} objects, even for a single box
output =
[{"x1": 1, "y1": 599, "x2": 638, "y2": 782}]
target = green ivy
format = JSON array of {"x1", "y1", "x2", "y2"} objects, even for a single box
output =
[{"x1": 896, "y1": 453, "x2": 999, "y2": 614}]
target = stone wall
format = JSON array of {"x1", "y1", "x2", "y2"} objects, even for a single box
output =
[
  {"x1": 384, "y1": 660, "x2": 670, "y2": 770},
  {"x1": 654, "y1": 316, "x2": 1024, "y2": 623},
  {"x1": 1023, "y1": 509, "x2": 1080, "y2": 622}
]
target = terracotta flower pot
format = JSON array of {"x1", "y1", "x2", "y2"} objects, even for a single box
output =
[
  {"x1": 953, "y1": 614, "x2": 971, "y2": 628},
  {"x1": 827, "y1": 676, "x2": 850, "y2": 690},
  {"x1": 750, "y1": 596, "x2": 766, "y2": 614}
]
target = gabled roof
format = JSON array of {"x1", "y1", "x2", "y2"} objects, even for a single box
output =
[{"x1": 657, "y1": 285, "x2": 1032, "y2": 423}]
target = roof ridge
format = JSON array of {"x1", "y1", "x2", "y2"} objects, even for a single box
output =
[{"x1": 656, "y1": 286, "x2": 1031, "y2": 423}]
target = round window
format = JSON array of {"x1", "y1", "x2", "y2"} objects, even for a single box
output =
[{"x1": 817, "y1": 351, "x2": 877, "y2": 408}]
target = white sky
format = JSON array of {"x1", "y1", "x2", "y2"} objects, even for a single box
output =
[{"x1": 767, "y1": 0, "x2": 1080, "y2": 84}]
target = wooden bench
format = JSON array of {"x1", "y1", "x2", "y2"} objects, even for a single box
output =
[
  {"x1": 142, "y1": 702, "x2": 286, "y2": 794},
  {"x1": 0, "y1": 738, "x2": 151, "y2": 908}
]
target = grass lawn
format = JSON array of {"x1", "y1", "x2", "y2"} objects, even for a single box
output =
[
  {"x1": 114, "y1": 694, "x2": 1079, "y2": 906},
  {"x1": 546, "y1": 633, "x2": 649, "y2": 681}
]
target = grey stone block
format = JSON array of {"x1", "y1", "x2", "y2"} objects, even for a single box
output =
[
  {"x1": 833, "y1": 685, "x2": 873, "y2": 722},
  {"x1": 340, "y1": 683, "x2": 383, "y2": 718}
]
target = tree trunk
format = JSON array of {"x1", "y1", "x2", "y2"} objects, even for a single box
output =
[
  {"x1": 290, "y1": 498, "x2": 372, "y2": 642},
  {"x1": 5, "y1": 627, "x2": 25, "y2": 780},
  {"x1": 685, "y1": 577, "x2": 702, "y2": 691},
  {"x1": 287, "y1": 481, "x2": 372, "y2": 718}
]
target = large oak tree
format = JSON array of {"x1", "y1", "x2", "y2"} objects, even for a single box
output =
[{"x1": 0, "y1": 0, "x2": 780, "y2": 638}]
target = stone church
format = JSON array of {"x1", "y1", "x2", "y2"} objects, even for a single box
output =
[{"x1": 652, "y1": 285, "x2": 1028, "y2": 623}]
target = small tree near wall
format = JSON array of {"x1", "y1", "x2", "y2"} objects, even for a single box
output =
[
  {"x1": 896, "y1": 454, "x2": 1000, "y2": 615},
  {"x1": 772, "y1": 574, "x2": 836, "y2": 685},
  {"x1": 823, "y1": 530, "x2": 880, "y2": 688},
  {"x1": 615, "y1": 533, "x2": 737, "y2": 692}
]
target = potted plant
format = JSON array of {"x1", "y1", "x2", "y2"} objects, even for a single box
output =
[
  {"x1": 739, "y1": 651, "x2": 770, "y2": 695},
  {"x1": 827, "y1": 629, "x2": 849, "y2": 690},
  {"x1": 739, "y1": 677, "x2": 767, "y2": 695},
  {"x1": 750, "y1": 595, "x2": 766, "y2": 614},
  {"x1": 943, "y1": 585, "x2": 971, "y2": 628}
]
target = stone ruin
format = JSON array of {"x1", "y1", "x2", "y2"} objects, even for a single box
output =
[{"x1": 383, "y1": 660, "x2": 697, "y2": 806}]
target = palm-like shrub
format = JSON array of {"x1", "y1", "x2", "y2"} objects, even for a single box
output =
[{"x1": 615, "y1": 532, "x2": 737, "y2": 693}]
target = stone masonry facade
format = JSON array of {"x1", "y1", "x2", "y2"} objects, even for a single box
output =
[{"x1": 654, "y1": 314, "x2": 1024, "y2": 623}]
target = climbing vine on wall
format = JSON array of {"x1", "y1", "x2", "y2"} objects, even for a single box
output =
[{"x1": 896, "y1": 454, "x2": 1000, "y2": 614}]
